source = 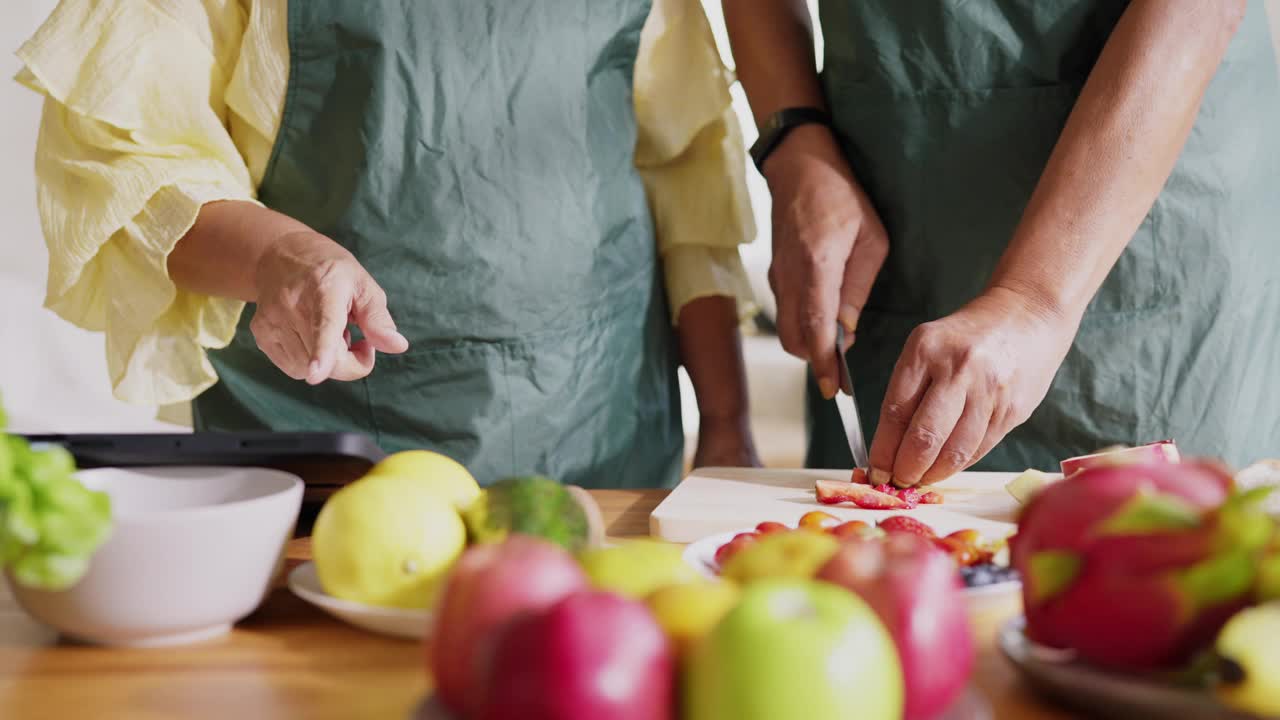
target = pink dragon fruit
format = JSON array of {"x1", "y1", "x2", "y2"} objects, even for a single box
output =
[{"x1": 1011, "y1": 460, "x2": 1276, "y2": 670}]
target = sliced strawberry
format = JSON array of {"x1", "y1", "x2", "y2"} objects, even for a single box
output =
[
  {"x1": 815, "y1": 480, "x2": 909, "y2": 510},
  {"x1": 874, "y1": 483, "x2": 895, "y2": 495},
  {"x1": 850, "y1": 467, "x2": 870, "y2": 484},
  {"x1": 878, "y1": 515, "x2": 937, "y2": 538},
  {"x1": 897, "y1": 487, "x2": 922, "y2": 508},
  {"x1": 919, "y1": 491, "x2": 944, "y2": 505}
]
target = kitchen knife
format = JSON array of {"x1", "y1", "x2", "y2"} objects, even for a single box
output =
[{"x1": 834, "y1": 324, "x2": 870, "y2": 469}]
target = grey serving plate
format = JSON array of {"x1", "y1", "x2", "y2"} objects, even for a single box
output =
[{"x1": 998, "y1": 617, "x2": 1262, "y2": 720}]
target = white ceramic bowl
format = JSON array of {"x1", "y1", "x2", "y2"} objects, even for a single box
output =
[{"x1": 6, "y1": 466, "x2": 303, "y2": 647}]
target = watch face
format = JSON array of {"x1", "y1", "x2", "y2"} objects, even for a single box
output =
[
  {"x1": 760, "y1": 113, "x2": 784, "y2": 137},
  {"x1": 750, "y1": 115, "x2": 785, "y2": 165}
]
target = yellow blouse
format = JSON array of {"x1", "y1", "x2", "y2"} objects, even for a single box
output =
[{"x1": 15, "y1": 0, "x2": 757, "y2": 410}]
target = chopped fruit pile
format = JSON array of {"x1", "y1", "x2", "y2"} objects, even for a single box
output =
[
  {"x1": 712, "y1": 514, "x2": 1016, "y2": 591},
  {"x1": 815, "y1": 479, "x2": 943, "y2": 509},
  {"x1": 876, "y1": 516, "x2": 1001, "y2": 568}
]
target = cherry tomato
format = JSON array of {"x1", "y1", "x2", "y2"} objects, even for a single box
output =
[
  {"x1": 715, "y1": 532, "x2": 760, "y2": 567},
  {"x1": 798, "y1": 510, "x2": 839, "y2": 530},
  {"x1": 936, "y1": 537, "x2": 980, "y2": 566},
  {"x1": 756, "y1": 521, "x2": 789, "y2": 535},
  {"x1": 828, "y1": 520, "x2": 870, "y2": 539},
  {"x1": 945, "y1": 529, "x2": 981, "y2": 545}
]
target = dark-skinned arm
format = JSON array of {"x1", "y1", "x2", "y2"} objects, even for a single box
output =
[{"x1": 678, "y1": 295, "x2": 760, "y2": 468}]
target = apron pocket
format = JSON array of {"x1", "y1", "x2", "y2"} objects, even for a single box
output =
[{"x1": 364, "y1": 341, "x2": 514, "y2": 483}]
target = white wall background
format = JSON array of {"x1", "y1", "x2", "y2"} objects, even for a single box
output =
[
  {"x1": 1, "y1": 1, "x2": 1278, "y2": 438},
  {"x1": 0, "y1": 0, "x2": 179, "y2": 433}
]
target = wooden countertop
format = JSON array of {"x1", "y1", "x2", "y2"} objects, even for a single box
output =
[{"x1": 0, "y1": 489, "x2": 1073, "y2": 720}]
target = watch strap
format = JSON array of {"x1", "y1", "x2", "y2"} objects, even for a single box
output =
[{"x1": 749, "y1": 107, "x2": 833, "y2": 172}]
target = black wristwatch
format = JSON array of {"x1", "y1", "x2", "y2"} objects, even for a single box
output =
[{"x1": 749, "y1": 107, "x2": 833, "y2": 173}]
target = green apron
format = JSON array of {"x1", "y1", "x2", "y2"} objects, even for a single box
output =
[
  {"x1": 808, "y1": 0, "x2": 1280, "y2": 471},
  {"x1": 192, "y1": 0, "x2": 685, "y2": 489}
]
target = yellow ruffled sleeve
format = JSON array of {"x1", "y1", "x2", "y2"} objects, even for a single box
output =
[
  {"x1": 14, "y1": 0, "x2": 261, "y2": 407},
  {"x1": 634, "y1": 0, "x2": 759, "y2": 325}
]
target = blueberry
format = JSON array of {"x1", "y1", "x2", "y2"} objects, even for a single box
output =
[
  {"x1": 967, "y1": 566, "x2": 995, "y2": 587},
  {"x1": 994, "y1": 566, "x2": 1021, "y2": 584}
]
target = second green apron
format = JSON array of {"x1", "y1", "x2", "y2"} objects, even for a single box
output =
[
  {"x1": 192, "y1": 0, "x2": 684, "y2": 489},
  {"x1": 808, "y1": 0, "x2": 1280, "y2": 471}
]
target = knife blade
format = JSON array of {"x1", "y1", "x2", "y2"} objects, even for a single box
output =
[{"x1": 834, "y1": 324, "x2": 869, "y2": 470}]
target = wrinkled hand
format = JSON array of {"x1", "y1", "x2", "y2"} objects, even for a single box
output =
[
  {"x1": 869, "y1": 287, "x2": 1078, "y2": 488},
  {"x1": 763, "y1": 126, "x2": 889, "y2": 398},
  {"x1": 252, "y1": 231, "x2": 409, "y2": 384},
  {"x1": 693, "y1": 416, "x2": 762, "y2": 469}
]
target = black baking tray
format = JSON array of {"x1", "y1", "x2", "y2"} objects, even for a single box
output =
[{"x1": 19, "y1": 431, "x2": 386, "y2": 503}]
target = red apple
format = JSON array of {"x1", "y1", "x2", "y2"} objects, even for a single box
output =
[
  {"x1": 816, "y1": 534, "x2": 975, "y2": 720},
  {"x1": 1059, "y1": 440, "x2": 1180, "y2": 477},
  {"x1": 428, "y1": 535, "x2": 588, "y2": 715},
  {"x1": 475, "y1": 590, "x2": 675, "y2": 720}
]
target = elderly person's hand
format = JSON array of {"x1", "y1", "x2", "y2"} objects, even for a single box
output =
[
  {"x1": 252, "y1": 231, "x2": 409, "y2": 384},
  {"x1": 762, "y1": 125, "x2": 889, "y2": 397},
  {"x1": 868, "y1": 287, "x2": 1077, "y2": 487}
]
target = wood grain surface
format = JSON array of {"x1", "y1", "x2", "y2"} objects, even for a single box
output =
[{"x1": 0, "y1": 489, "x2": 1072, "y2": 720}]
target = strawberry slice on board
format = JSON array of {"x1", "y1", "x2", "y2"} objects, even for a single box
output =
[
  {"x1": 815, "y1": 479, "x2": 909, "y2": 510},
  {"x1": 879, "y1": 515, "x2": 938, "y2": 538}
]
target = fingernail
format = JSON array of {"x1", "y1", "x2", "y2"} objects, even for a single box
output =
[
  {"x1": 818, "y1": 378, "x2": 836, "y2": 399},
  {"x1": 838, "y1": 305, "x2": 858, "y2": 334},
  {"x1": 870, "y1": 468, "x2": 891, "y2": 486}
]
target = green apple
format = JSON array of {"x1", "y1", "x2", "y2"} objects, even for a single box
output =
[{"x1": 685, "y1": 578, "x2": 903, "y2": 720}]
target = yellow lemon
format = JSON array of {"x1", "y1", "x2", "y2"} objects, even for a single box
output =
[
  {"x1": 312, "y1": 473, "x2": 466, "y2": 609},
  {"x1": 365, "y1": 450, "x2": 481, "y2": 510},
  {"x1": 646, "y1": 579, "x2": 741, "y2": 655},
  {"x1": 577, "y1": 539, "x2": 701, "y2": 598}
]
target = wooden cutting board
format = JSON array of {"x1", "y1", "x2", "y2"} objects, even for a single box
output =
[{"x1": 649, "y1": 468, "x2": 1024, "y2": 543}]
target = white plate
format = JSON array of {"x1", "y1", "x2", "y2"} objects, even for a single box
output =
[
  {"x1": 683, "y1": 529, "x2": 1021, "y2": 609},
  {"x1": 288, "y1": 561, "x2": 431, "y2": 640}
]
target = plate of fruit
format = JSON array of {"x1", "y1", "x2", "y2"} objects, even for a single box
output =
[
  {"x1": 996, "y1": 446, "x2": 1280, "y2": 719},
  {"x1": 684, "y1": 510, "x2": 1020, "y2": 608},
  {"x1": 290, "y1": 450, "x2": 606, "y2": 640}
]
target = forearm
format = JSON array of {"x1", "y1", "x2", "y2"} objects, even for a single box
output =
[
  {"x1": 721, "y1": 0, "x2": 825, "y2": 124},
  {"x1": 167, "y1": 200, "x2": 314, "y2": 302},
  {"x1": 988, "y1": 0, "x2": 1245, "y2": 322},
  {"x1": 677, "y1": 295, "x2": 750, "y2": 422}
]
